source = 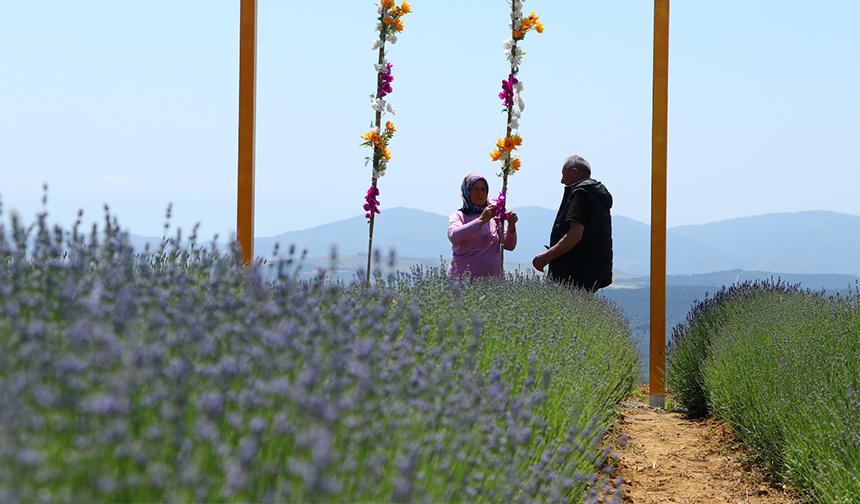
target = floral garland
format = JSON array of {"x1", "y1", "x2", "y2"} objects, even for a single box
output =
[
  {"x1": 490, "y1": 1, "x2": 541, "y2": 270},
  {"x1": 360, "y1": 1, "x2": 411, "y2": 281}
]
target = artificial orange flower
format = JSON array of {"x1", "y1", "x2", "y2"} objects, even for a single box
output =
[
  {"x1": 381, "y1": 148, "x2": 391, "y2": 161},
  {"x1": 520, "y1": 18, "x2": 532, "y2": 30},
  {"x1": 529, "y1": 12, "x2": 539, "y2": 21},
  {"x1": 496, "y1": 138, "x2": 506, "y2": 150},
  {"x1": 512, "y1": 135, "x2": 523, "y2": 147},
  {"x1": 536, "y1": 22, "x2": 544, "y2": 33},
  {"x1": 490, "y1": 149, "x2": 502, "y2": 161},
  {"x1": 512, "y1": 158, "x2": 522, "y2": 170},
  {"x1": 385, "y1": 121, "x2": 396, "y2": 132},
  {"x1": 401, "y1": 1, "x2": 412, "y2": 13},
  {"x1": 381, "y1": 0, "x2": 395, "y2": 8},
  {"x1": 362, "y1": 131, "x2": 380, "y2": 143},
  {"x1": 382, "y1": 16, "x2": 394, "y2": 25},
  {"x1": 394, "y1": 18, "x2": 404, "y2": 31},
  {"x1": 503, "y1": 137, "x2": 516, "y2": 152},
  {"x1": 512, "y1": 29, "x2": 522, "y2": 39}
]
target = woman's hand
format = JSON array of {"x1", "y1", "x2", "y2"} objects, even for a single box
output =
[
  {"x1": 506, "y1": 211, "x2": 518, "y2": 231},
  {"x1": 479, "y1": 205, "x2": 496, "y2": 225}
]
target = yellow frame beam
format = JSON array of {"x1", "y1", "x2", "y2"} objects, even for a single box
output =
[
  {"x1": 650, "y1": 0, "x2": 669, "y2": 408},
  {"x1": 237, "y1": 0, "x2": 257, "y2": 265}
]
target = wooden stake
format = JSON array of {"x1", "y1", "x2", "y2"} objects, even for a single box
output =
[
  {"x1": 650, "y1": 0, "x2": 670, "y2": 408},
  {"x1": 237, "y1": 0, "x2": 257, "y2": 265}
]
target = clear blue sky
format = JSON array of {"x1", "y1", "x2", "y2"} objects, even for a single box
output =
[{"x1": 2, "y1": 1, "x2": 858, "y2": 239}]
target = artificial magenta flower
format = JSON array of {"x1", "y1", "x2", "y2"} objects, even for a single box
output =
[
  {"x1": 499, "y1": 73, "x2": 519, "y2": 109},
  {"x1": 492, "y1": 190, "x2": 508, "y2": 223},
  {"x1": 377, "y1": 63, "x2": 394, "y2": 98},
  {"x1": 364, "y1": 186, "x2": 381, "y2": 218}
]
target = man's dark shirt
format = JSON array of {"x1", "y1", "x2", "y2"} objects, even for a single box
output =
[{"x1": 548, "y1": 178, "x2": 613, "y2": 291}]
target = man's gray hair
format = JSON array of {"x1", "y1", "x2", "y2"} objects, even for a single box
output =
[{"x1": 563, "y1": 155, "x2": 591, "y2": 175}]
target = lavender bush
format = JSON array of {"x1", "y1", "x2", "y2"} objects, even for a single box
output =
[
  {"x1": 666, "y1": 279, "x2": 804, "y2": 417},
  {"x1": 0, "y1": 205, "x2": 637, "y2": 503},
  {"x1": 667, "y1": 279, "x2": 860, "y2": 502}
]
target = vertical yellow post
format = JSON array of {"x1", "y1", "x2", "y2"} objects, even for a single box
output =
[
  {"x1": 237, "y1": 0, "x2": 257, "y2": 265},
  {"x1": 650, "y1": 0, "x2": 670, "y2": 408}
]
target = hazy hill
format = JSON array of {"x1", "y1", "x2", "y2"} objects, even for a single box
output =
[{"x1": 245, "y1": 207, "x2": 860, "y2": 277}]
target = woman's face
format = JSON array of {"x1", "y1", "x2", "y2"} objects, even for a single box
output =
[{"x1": 469, "y1": 179, "x2": 489, "y2": 207}]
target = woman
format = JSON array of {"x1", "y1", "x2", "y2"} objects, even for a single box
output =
[{"x1": 448, "y1": 173, "x2": 518, "y2": 279}]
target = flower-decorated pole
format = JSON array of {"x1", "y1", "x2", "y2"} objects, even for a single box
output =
[
  {"x1": 360, "y1": 1, "x2": 411, "y2": 284},
  {"x1": 490, "y1": 1, "x2": 542, "y2": 272}
]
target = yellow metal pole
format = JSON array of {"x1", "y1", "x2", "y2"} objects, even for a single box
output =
[
  {"x1": 650, "y1": 0, "x2": 669, "y2": 408},
  {"x1": 237, "y1": 0, "x2": 257, "y2": 265}
]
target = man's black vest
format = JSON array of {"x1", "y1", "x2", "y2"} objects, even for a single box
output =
[{"x1": 548, "y1": 179, "x2": 613, "y2": 290}]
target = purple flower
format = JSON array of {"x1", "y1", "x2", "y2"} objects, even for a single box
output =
[
  {"x1": 499, "y1": 73, "x2": 518, "y2": 109},
  {"x1": 377, "y1": 63, "x2": 394, "y2": 98},
  {"x1": 492, "y1": 190, "x2": 508, "y2": 225},
  {"x1": 364, "y1": 185, "x2": 381, "y2": 219}
]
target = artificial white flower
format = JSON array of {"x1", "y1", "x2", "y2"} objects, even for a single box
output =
[
  {"x1": 517, "y1": 92, "x2": 526, "y2": 112},
  {"x1": 371, "y1": 40, "x2": 382, "y2": 50},
  {"x1": 376, "y1": 22, "x2": 383, "y2": 32},
  {"x1": 507, "y1": 53, "x2": 523, "y2": 66},
  {"x1": 387, "y1": 103, "x2": 397, "y2": 115},
  {"x1": 508, "y1": 118, "x2": 519, "y2": 130},
  {"x1": 377, "y1": 4, "x2": 384, "y2": 14},
  {"x1": 374, "y1": 59, "x2": 389, "y2": 72},
  {"x1": 386, "y1": 33, "x2": 398, "y2": 44},
  {"x1": 503, "y1": 38, "x2": 514, "y2": 50},
  {"x1": 514, "y1": 82, "x2": 524, "y2": 93},
  {"x1": 371, "y1": 98, "x2": 386, "y2": 112}
]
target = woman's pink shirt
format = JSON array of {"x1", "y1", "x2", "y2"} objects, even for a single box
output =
[{"x1": 447, "y1": 211, "x2": 517, "y2": 279}]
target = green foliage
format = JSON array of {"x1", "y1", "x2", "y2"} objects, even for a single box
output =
[
  {"x1": 0, "y1": 208, "x2": 638, "y2": 503},
  {"x1": 666, "y1": 279, "x2": 860, "y2": 501}
]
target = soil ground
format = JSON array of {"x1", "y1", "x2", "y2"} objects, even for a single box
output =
[{"x1": 611, "y1": 387, "x2": 802, "y2": 504}]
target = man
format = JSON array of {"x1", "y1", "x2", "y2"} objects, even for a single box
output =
[{"x1": 532, "y1": 155, "x2": 613, "y2": 291}]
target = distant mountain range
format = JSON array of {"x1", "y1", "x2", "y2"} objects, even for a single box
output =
[{"x1": 227, "y1": 207, "x2": 860, "y2": 278}]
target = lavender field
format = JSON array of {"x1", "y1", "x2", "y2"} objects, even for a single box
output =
[
  {"x1": 0, "y1": 207, "x2": 638, "y2": 503},
  {"x1": 667, "y1": 280, "x2": 860, "y2": 503}
]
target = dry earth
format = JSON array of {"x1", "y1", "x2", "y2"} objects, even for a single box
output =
[{"x1": 611, "y1": 389, "x2": 802, "y2": 504}]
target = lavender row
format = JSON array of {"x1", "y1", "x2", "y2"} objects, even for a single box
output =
[
  {"x1": 0, "y1": 207, "x2": 637, "y2": 503},
  {"x1": 667, "y1": 279, "x2": 860, "y2": 502}
]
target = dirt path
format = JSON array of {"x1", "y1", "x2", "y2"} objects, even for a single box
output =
[{"x1": 612, "y1": 392, "x2": 800, "y2": 504}]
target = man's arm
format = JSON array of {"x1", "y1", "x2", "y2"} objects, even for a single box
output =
[{"x1": 532, "y1": 221, "x2": 584, "y2": 272}]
